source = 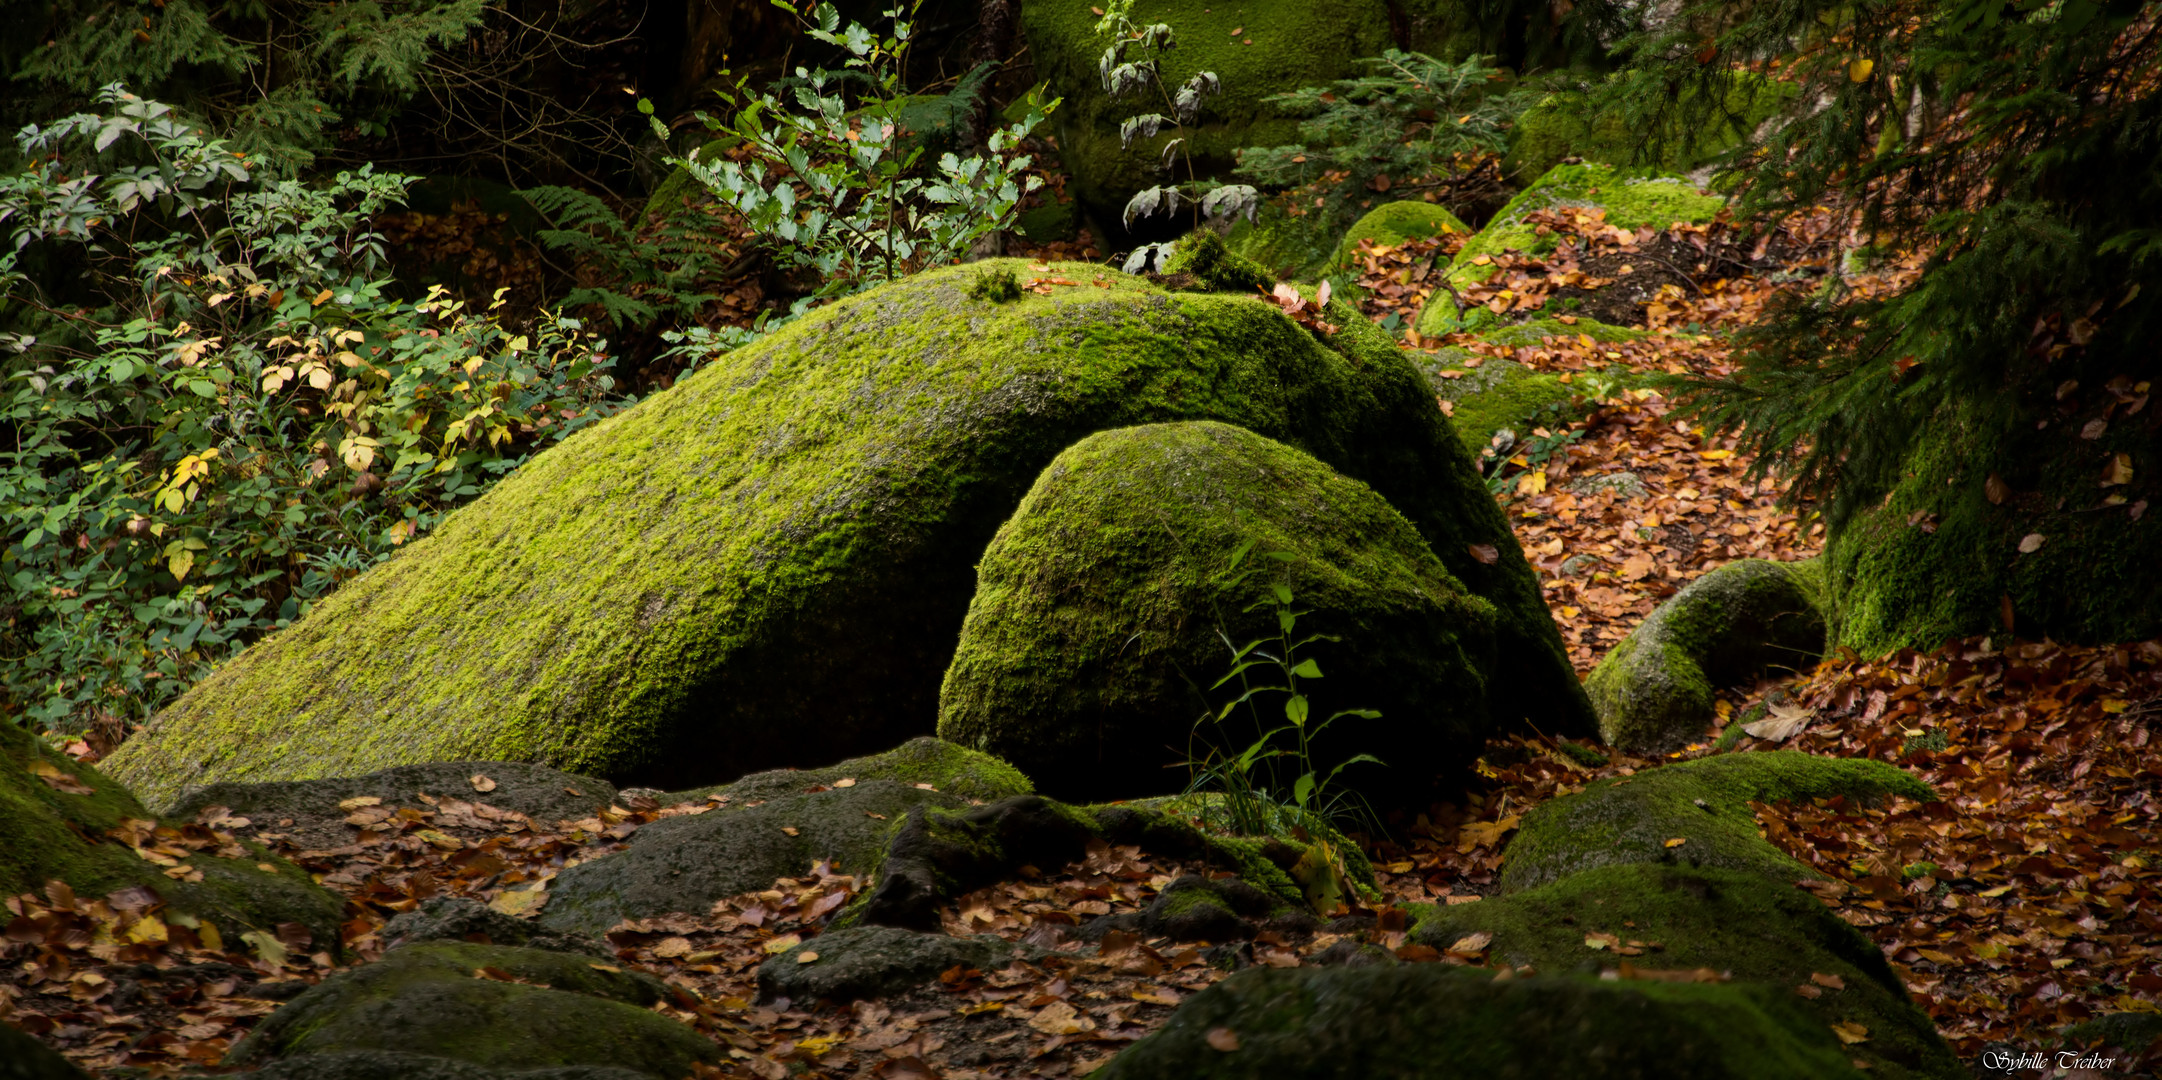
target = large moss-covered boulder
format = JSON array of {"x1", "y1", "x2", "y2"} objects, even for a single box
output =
[
  {"x1": 938, "y1": 421, "x2": 1502, "y2": 800},
  {"x1": 1326, "y1": 201, "x2": 1467, "y2": 276},
  {"x1": 0, "y1": 720, "x2": 342, "y2": 949},
  {"x1": 1585, "y1": 558, "x2": 1828, "y2": 752},
  {"x1": 107, "y1": 257, "x2": 1587, "y2": 805},
  {"x1": 227, "y1": 942, "x2": 716, "y2": 1077},
  {"x1": 1023, "y1": 2, "x2": 1598, "y2": 234},
  {"x1": 1407, "y1": 864, "x2": 1962, "y2": 1079},
  {"x1": 1501, "y1": 74, "x2": 1798, "y2": 182},
  {"x1": 1094, "y1": 962, "x2": 1869, "y2": 1079},
  {"x1": 1497, "y1": 751, "x2": 1934, "y2": 894},
  {"x1": 1824, "y1": 394, "x2": 2160, "y2": 655},
  {"x1": 1415, "y1": 164, "x2": 1725, "y2": 337}
]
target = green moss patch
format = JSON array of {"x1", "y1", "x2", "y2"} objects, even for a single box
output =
[
  {"x1": 1499, "y1": 750, "x2": 1935, "y2": 894},
  {"x1": 1585, "y1": 558, "x2": 1829, "y2": 753},
  {"x1": 1095, "y1": 961, "x2": 1872, "y2": 1079},
  {"x1": 1326, "y1": 201, "x2": 1468, "y2": 275},
  {"x1": 227, "y1": 942, "x2": 717, "y2": 1075},
  {"x1": 1502, "y1": 73, "x2": 1799, "y2": 182},
  {"x1": 938, "y1": 421, "x2": 1501, "y2": 801},
  {"x1": 110, "y1": 256, "x2": 1583, "y2": 806},
  {"x1": 0, "y1": 721, "x2": 341, "y2": 951},
  {"x1": 1407, "y1": 865, "x2": 1961, "y2": 1079}
]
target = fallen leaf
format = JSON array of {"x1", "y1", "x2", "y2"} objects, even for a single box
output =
[
  {"x1": 1741, "y1": 702, "x2": 1815, "y2": 742},
  {"x1": 1830, "y1": 1021, "x2": 1870, "y2": 1045},
  {"x1": 763, "y1": 934, "x2": 802, "y2": 954},
  {"x1": 1467, "y1": 543, "x2": 1499, "y2": 565},
  {"x1": 1029, "y1": 1000, "x2": 1097, "y2": 1035},
  {"x1": 469, "y1": 774, "x2": 497, "y2": 793},
  {"x1": 796, "y1": 951, "x2": 820, "y2": 964},
  {"x1": 1131, "y1": 987, "x2": 1182, "y2": 1006},
  {"x1": 2018, "y1": 533, "x2": 2046, "y2": 553},
  {"x1": 833, "y1": 778, "x2": 856, "y2": 788},
  {"x1": 1205, "y1": 1027, "x2": 1241, "y2": 1052},
  {"x1": 1664, "y1": 837, "x2": 1688, "y2": 848},
  {"x1": 1811, "y1": 972, "x2": 1846, "y2": 990},
  {"x1": 781, "y1": 826, "x2": 800, "y2": 836},
  {"x1": 336, "y1": 795, "x2": 383, "y2": 811},
  {"x1": 1447, "y1": 931, "x2": 1492, "y2": 955},
  {"x1": 29, "y1": 761, "x2": 94, "y2": 795}
]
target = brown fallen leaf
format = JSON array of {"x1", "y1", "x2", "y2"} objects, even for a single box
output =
[
  {"x1": 796, "y1": 950, "x2": 820, "y2": 964},
  {"x1": 1467, "y1": 543, "x2": 1499, "y2": 564},
  {"x1": 1740, "y1": 701, "x2": 1815, "y2": 742},
  {"x1": 1206, "y1": 1027, "x2": 1241, "y2": 1052},
  {"x1": 1810, "y1": 972, "x2": 1846, "y2": 990},
  {"x1": 30, "y1": 760, "x2": 94, "y2": 795},
  {"x1": 1830, "y1": 1021, "x2": 1870, "y2": 1045},
  {"x1": 469, "y1": 773, "x2": 497, "y2": 793},
  {"x1": 1447, "y1": 931, "x2": 1492, "y2": 956},
  {"x1": 1028, "y1": 1000, "x2": 1096, "y2": 1035},
  {"x1": 336, "y1": 795, "x2": 382, "y2": 811}
]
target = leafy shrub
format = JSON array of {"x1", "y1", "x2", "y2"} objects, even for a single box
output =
[
  {"x1": 0, "y1": 87, "x2": 624, "y2": 738},
  {"x1": 653, "y1": 1, "x2": 1055, "y2": 306}
]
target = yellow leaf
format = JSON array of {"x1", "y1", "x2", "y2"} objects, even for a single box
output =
[
  {"x1": 489, "y1": 889, "x2": 546, "y2": 917},
  {"x1": 762, "y1": 933, "x2": 802, "y2": 955},
  {"x1": 167, "y1": 547, "x2": 195, "y2": 582},
  {"x1": 1699, "y1": 449, "x2": 1734, "y2": 460},
  {"x1": 796, "y1": 950, "x2": 820, "y2": 964},
  {"x1": 958, "y1": 1000, "x2": 1007, "y2": 1015},
  {"x1": 313, "y1": 289, "x2": 334, "y2": 305},
  {"x1": 1516, "y1": 470, "x2": 1548, "y2": 496},
  {"x1": 125, "y1": 914, "x2": 168, "y2": 945},
  {"x1": 1848, "y1": 57, "x2": 1873, "y2": 82},
  {"x1": 1830, "y1": 1021, "x2": 1870, "y2": 1044},
  {"x1": 337, "y1": 795, "x2": 382, "y2": 811},
  {"x1": 795, "y1": 1034, "x2": 843, "y2": 1056},
  {"x1": 240, "y1": 929, "x2": 288, "y2": 967},
  {"x1": 1664, "y1": 837, "x2": 1687, "y2": 848}
]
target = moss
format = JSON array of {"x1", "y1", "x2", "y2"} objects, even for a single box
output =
[
  {"x1": 1499, "y1": 750, "x2": 1935, "y2": 894},
  {"x1": 1415, "y1": 164, "x2": 1727, "y2": 337},
  {"x1": 2063, "y1": 1012, "x2": 2162, "y2": 1053},
  {"x1": 1584, "y1": 558, "x2": 1829, "y2": 752},
  {"x1": 1013, "y1": 198, "x2": 1078, "y2": 243},
  {"x1": 1824, "y1": 396, "x2": 2160, "y2": 654},
  {"x1": 1224, "y1": 203, "x2": 1343, "y2": 282},
  {"x1": 662, "y1": 736, "x2": 1033, "y2": 806},
  {"x1": 937, "y1": 421, "x2": 1501, "y2": 802},
  {"x1": 0, "y1": 720, "x2": 342, "y2": 950},
  {"x1": 1095, "y1": 959, "x2": 1874, "y2": 1079},
  {"x1": 1325, "y1": 201, "x2": 1468, "y2": 278},
  {"x1": 227, "y1": 942, "x2": 718, "y2": 1074},
  {"x1": 1406, "y1": 864, "x2": 1962, "y2": 1080},
  {"x1": 1138, "y1": 791, "x2": 1378, "y2": 898},
  {"x1": 1502, "y1": 73, "x2": 1800, "y2": 182},
  {"x1": 112, "y1": 256, "x2": 1587, "y2": 804},
  {"x1": 965, "y1": 266, "x2": 1023, "y2": 303},
  {"x1": 1160, "y1": 228, "x2": 1276, "y2": 294}
]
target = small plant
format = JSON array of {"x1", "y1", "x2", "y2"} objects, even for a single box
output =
[
  {"x1": 1185, "y1": 538, "x2": 1384, "y2": 840},
  {"x1": 1092, "y1": 0, "x2": 1259, "y2": 272},
  {"x1": 966, "y1": 267, "x2": 1022, "y2": 303},
  {"x1": 1481, "y1": 426, "x2": 1582, "y2": 496},
  {"x1": 651, "y1": 1, "x2": 1054, "y2": 308}
]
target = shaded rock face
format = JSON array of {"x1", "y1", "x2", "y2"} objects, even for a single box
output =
[
  {"x1": 938, "y1": 421, "x2": 1505, "y2": 801},
  {"x1": 1585, "y1": 558, "x2": 1827, "y2": 753},
  {"x1": 227, "y1": 942, "x2": 715, "y2": 1078},
  {"x1": 538, "y1": 739, "x2": 1034, "y2": 936},
  {"x1": 164, "y1": 760, "x2": 620, "y2": 843},
  {"x1": 757, "y1": 926, "x2": 1041, "y2": 1004},
  {"x1": 1, "y1": 1024, "x2": 88, "y2": 1080},
  {"x1": 382, "y1": 897, "x2": 613, "y2": 959},
  {"x1": 0, "y1": 720, "x2": 342, "y2": 951},
  {"x1": 237, "y1": 1052, "x2": 651, "y2": 1080},
  {"x1": 108, "y1": 258, "x2": 1583, "y2": 806},
  {"x1": 1092, "y1": 963, "x2": 1870, "y2": 1080}
]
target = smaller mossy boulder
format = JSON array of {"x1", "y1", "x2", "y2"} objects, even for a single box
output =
[
  {"x1": 1407, "y1": 865, "x2": 1962, "y2": 1080},
  {"x1": 227, "y1": 942, "x2": 715, "y2": 1077},
  {"x1": 1415, "y1": 164, "x2": 1725, "y2": 338},
  {"x1": 1, "y1": 1025, "x2": 88, "y2": 1080},
  {"x1": 937, "y1": 421, "x2": 1503, "y2": 801},
  {"x1": 1325, "y1": 201, "x2": 1468, "y2": 276},
  {"x1": 1093, "y1": 962, "x2": 1868, "y2": 1080},
  {"x1": 538, "y1": 739, "x2": 1029, "y2": 936},
  {"x1": 1585, "y1": 558, "x2": 1828, "y2": 753},
  {"x1": 757, "y1": 926, "x2": 1042, "y2": 1003},
  {"x1": 0, "y1": 721, "x2": 342, "y2": 950},
  {"x1": 382, "y1": 897, "x2": 613, "y2": 958},
  {"x1": 1417, "y1": 318, "x2": 1643, "y2": 454},
  {"x1": 1224, "y1": 203, "x2": 1343, "y2": 282},
  {"x1": 1498, "y1": 751, "x2": 1935, "y2": 894},
  {"x1": 239, "y1": 1051, "x2": 650, "y2": 1080},
  {"x1": 1080, "y1": 873, "x2": 1317, "y2": 944}
]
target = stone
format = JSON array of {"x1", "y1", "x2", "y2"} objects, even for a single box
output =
[
  {"x1": 164, "y1": 761, "x2": 619, "y2": 843},
  {"x1": 1497, "y1": 751, "x2": 1934, "y2": 894},
  {"x1": 938, "y1": 421, "x2": 1507, "y2": 800},
  {"x1": 1325, "y1": 201, "x2": 1468, "y2": 280},
  {"x1": 226, "y1": 942, "x2": 714, "y2": 1077},
  {"x1": 1566, "y1": 471, "x2": 1649, "y2": 500},
  {"x1": 108, "y1": 257, "x2": 1585, "y2": 805},
  {"x1": 0, "y1": 1025, "x2": 88, "y2": 1080},
  {"x1": 0, "y1": 720, "x2": 342, "y2": 952},
  {"x1": 1585, "y1": 558, "x2": 1828, "y2": 753},
  {"x1": 1079, "y1": 874, "x2": 1315, "y2": 944},
  {"x1": 238, "y1": 1051, "x2": 651, "y2": 1080},
  {"x1": 1093, "y1": 962, "x2": 1873, "y2": 1079},
  {"x1": 381, "y1": 897, "x2": 613, "y2": 959},
  {"x1": 756, "y1": 926, "x2": 1041, "y2": 1003}
]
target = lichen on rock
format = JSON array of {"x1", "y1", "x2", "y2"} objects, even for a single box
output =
[
  {"x1": 1585, "y1": 558, "x2": 1828, "y2": 753},
  {"x1": 108, "y1": 256, "x2": 1583, "y2": 805},
  {"x1": 937, "y1": 420, "x2": 1503, "y2": 801}
]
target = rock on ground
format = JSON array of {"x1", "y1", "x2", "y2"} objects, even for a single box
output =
[
  {"x1": 164, "y1": 760, "x2": 620, "y2": 843},
  {"x1": 938, "y1": 421, "x2": 1505, "y2": 800},
  {"x1": 106, "y1": 257, "x2": 1584, "y2": 805},
  {"x1": 0, "y1": 720, "x2": 342, "y2": 951},
  {"x1": 757, "y1": 926, "x2": 1043, "y2": 1004},
  {"x1": 226, "y1": 942, "x2": 714, "y2": 1077},
  {"x1": 236, "y1": 1051, "x2": 651, "y2": 1080},
  {"x1": 1585, "y1": 558, "x2": 1827, "y2": 753},
  {"x1": 1093, "y1": 963, "x2": 1870, "y2": 1079}
]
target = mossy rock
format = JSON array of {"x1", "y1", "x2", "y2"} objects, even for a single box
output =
[
  {"x1": 227, "y1": 942, "x2": 717, "y2": 1077},
  {"x1": 1585, "y1": 558, "x2": 1829, "y2": 753},
  {"x1": 0, "y1": 721, "x2": 342, "y2": 951},
  {"x1": 1014, "y1": 197, "x2": 1079, "y2": 243},
  {"x1": 538, "y1": 738, "x2": 1028, "y2": 936},
  {"x1": 1502, "y1": 73, "x2": 1800, "y2": 182},
  {"x1": 1419, "y1": 318, "x2": 1644, "y2": 451},
  {"x1": 108, "y1": 256, "x2": 1586, "y2": 805},
  {"x1": 1224, "y1": 203, "x2": 1343, "y2": 282},
  {"x1": 1325, "y1": 201, "x2": 1468, "y2": 276},
  {"x1": 938, "y1": 421, "x2": 1503, "y2": 801},
  {"x1": 1823, "y1": 395, "x2": 2160, "y2": 655},
  {"x1": 1094, "y1": 961, "x2": 1870, "y2": 1079},
  {"x1": 163, "y1": 760, "x2": 620, "y2": 847},
  {"x1": 1498, "y1": 750, "x2": 1935, "y2": 894},
  {"x1": 0, "y1": 1024, "x2": 87, "y2": 1080},
  {"x1": 1407, "y1": 864, "x2": 1962, "y2": 1080},
  {"x1": 238, "y1": 1052, "x2": 651, "y2": 1080},
  {"x1": 757, "y1": 925, "x2": 1042, "y2": 1003},
  {"x1": 2063, "y1": 1011, "x2": 2162, "y2": 1055},
  {"x1": 1415, "y1": 164, "x2": 1726, "y2": 337}
]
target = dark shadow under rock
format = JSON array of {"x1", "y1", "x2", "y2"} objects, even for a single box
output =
[
  {"x1": 167, "y1": 761, "x2": 619, "y2": 848},
  {"x1": 756, "y1": 926, "x2": 1046, "y2": 1004},
  {"x1": 382, "y1": 897, "x2": 611, "y2": 958},
  {"x1": 2, "y1": 1024, "x2": 89, "y2": 1080}
]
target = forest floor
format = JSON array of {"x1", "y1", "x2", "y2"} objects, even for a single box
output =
[{"x1": 8, "y1": 199, "x2": 2162, "y2": 1079}]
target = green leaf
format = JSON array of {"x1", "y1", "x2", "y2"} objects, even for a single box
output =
[
  {"x1": 187, "y1": 380, "x2": 217, "y2": 398},
  {"x1": 1293, "y1": 772, "x2": 1316, "y2": 808},
  {"x1": 1285, "y1": 694, "x2": 1310, "y2": 727},
  {"x1": 1290, "y1": 658, "x2": 1322, "y2": 679}
]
